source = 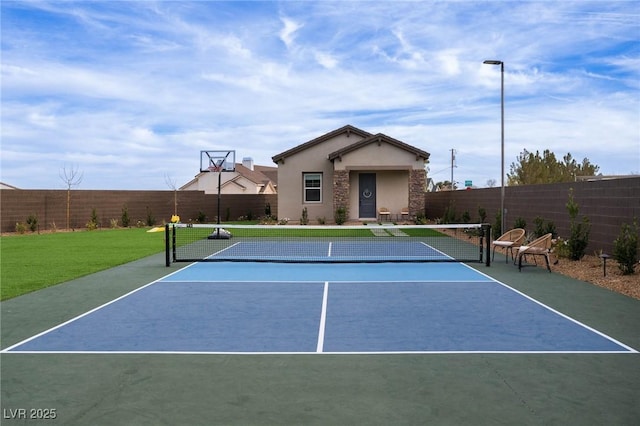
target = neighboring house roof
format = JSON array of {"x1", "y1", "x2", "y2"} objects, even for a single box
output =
[
  {"x1": 180, "y1": 163, "x2": 277, "y2": 192},
  {"x1": 0, "y1": 182, "x2": 19, "y2": 190},
  {"x1": 327, "y1": 133, "x2": 430, "y2": 162},
  {"x1": 272, "y1": 124, "x2": 372, "y2": 164},
  {"x1": 255, "y1": 165, "x2": 278, "y2": 186},
  {"x1": 235, "y1": 164, "x2": 277, "y2": 187}
]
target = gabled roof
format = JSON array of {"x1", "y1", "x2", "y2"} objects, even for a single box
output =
[
  {"x1": 234, "y1": 164, "x2": 276, "y2": 186},
  {"x1": 179, "y1": 163, "x2": 277, "y2": 190},
  {"x1": 0, "y1": 182, "x2": 19, "y2": 190},
  {"x1": 272, "y1": 124, "x2": 372, "y2": 164},
  {"x1": 327, "y1": 133, "x2": 430, "y2": 162}
]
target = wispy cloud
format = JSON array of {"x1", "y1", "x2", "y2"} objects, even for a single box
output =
[{"x1": 1, "y1": 1, "x2": 638, "y2": 189}]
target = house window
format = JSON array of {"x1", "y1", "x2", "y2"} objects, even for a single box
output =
[{"x1": 303, "y1": 173, "x2": 322, "y2": 203}]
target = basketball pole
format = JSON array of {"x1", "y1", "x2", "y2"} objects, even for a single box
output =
[{"x1": 217, "y1": 169, "x2": 221, "y2": 225}]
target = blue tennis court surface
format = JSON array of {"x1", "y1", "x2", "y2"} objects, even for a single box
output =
[
  {"x1": 4, "y1": 262, "x2": 635, "y2": 354},
  {"x1": 209, "y1": 241, "x2": 452, "y2": 261}
]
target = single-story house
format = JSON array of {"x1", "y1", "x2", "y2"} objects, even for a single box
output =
[
  {"x1": 180, "y1": 157, "x2": 277, "y2": 195},
  {"x1": 272, "y1": 125, "x2": 429, "y2": 223}
]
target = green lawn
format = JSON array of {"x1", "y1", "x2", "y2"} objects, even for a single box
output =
[{"x1": 0, "y1": 228, "x2": 165, "y2": 300}]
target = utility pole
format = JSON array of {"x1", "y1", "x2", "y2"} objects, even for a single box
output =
[{"x1": 450, "y1": 149, "x2": 456, "y2": 190}]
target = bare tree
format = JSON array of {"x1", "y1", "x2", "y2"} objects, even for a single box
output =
[
  {"x1": 486, "y1": 179, "x2": 497, "y2": 188},
  {"x1": 164, "y1": 173, "x2": 178, "y2": 217},
  {"x1": 60, "y1": 164, "x2": 83, "y2": 229}
]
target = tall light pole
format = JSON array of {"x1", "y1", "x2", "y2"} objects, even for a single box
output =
[{"x1": 483, "y1": 59, "x2": 505, "y2": 235}]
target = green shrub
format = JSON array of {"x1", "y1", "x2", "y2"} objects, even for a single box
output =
[
  {"x1": 146, "y1": 207, "x2": 155, "y2": 226},
  {"x1": 121, "y1": 205, "x2": 130, "y2": 227},
  {"x1": 545, "y1": 221, "x2": 557, "y2": 239},
  {"x1": 26, "y1": 214, "x2": 38, "y2": 232},
  {"x1": 414, "y1": 211, "x2": 427, "y2": 225},
  {"x1": 300, "y1": 207, "x2": 309, "y2": 225},
  {"x1": 86, "y1": 208, "x2": 99, "y2": 230},
  {"x1": 334, "y1": 206, "x2": 347, "y2": 225},
  {"x1": 442, "y1": 202, "x2": 456, "y2": 224},
  {"x1": 196, "y1": 210, "x2": 207, "y2": 223},
  {"x1": 514, "y1": 217, "x2": 526, "y2": 230},
  {"x1": 553, "y1": 237, "x2": 571, "y2": 259},
  {"x1": 477, "y1": 206, "x2": 487, "y2": 223},
  {"x1": 15, "y1": 222, "x2": 26, "y2": 234},
  {"x1": 461, "y1": 210, "x2": 471, "y2": 224},
  {"x1": 613, "y1": 219, "x2": 638, "y2": 275},
  {"x1": 533, "y1": 216, "x2": 556, "y2": 238},
  {"x1": 533, "y1": 216, "x2": 545, "y2": 238},
  {"x1": 493, "y1": 211, "x2": 502, "y2": 239},
  {"x1": 566, "y1": 189, "x2": 590, "y2": 260}
]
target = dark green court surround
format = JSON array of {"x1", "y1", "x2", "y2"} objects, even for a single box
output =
[{"x1": 2, "y1": 253, "x2": 639, "y2": 425}]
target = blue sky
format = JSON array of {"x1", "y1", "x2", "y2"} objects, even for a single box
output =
[{"x1": 2, "y1": 0, "x2": 639, "y2": 189}]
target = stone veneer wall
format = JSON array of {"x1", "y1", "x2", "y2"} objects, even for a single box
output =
[
  {"x1": 409, "y1": 169, "x2": 426, "y2": 217},
  {"x1": 332, "y1": 170, "x2": 350, "y2": 218}
]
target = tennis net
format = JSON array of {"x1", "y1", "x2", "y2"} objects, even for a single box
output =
[{"x1": 165, "y1": 223, "x2": 491, "y2": 266}]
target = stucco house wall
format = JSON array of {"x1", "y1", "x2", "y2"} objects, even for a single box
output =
[
  {"x1": 273, "y1": 125, "x2": 429, "y2": 223},
  {"x1": 275, "y1": 132, "x2": 368, "y2": 222}
]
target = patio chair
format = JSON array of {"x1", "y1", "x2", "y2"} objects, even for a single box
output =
[
  {"x1": 516, "y1": 233, "x2": 553, "y2": 272},
  {"x1": 491, "y1": 228, "x2": 526, "y2": 263},
  {"x1": 400, "y1": 207, "x2": 410, "y2": 221},
  {"x1": 378, "y1": 207, "x2": 391, "y2": 222}
]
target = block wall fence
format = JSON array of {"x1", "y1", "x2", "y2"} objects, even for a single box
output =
[
  {"x1": 2, "y1": 177, "x2": 638, "y2": 255},
  {"x1": 1, "y1": 190, "x2": 277, "y2": 232},
  {"x1": 424, "y1": 177, "x2": 640, "y2": 255}
]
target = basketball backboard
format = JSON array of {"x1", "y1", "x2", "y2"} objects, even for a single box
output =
[{"x1": 200, "y1": 150, "x2": 236, "y2": 173}]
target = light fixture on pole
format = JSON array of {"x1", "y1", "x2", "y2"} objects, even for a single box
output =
[{"x1": 483, "y1": 59, "x2": 505, "y2": 235}]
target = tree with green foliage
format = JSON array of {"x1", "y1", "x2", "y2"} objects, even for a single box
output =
[
  {"x1": 566, "y1": 189, "x2": 590, "y2": 260},
  {"x1": 507, "y1": 149, "x2": 599, "y2": 185},
  {"x1": 613, "y1": 219, "x2": 638, "y2": 275}
]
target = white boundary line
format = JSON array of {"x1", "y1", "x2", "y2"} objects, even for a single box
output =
[
  {"x1": 316, "y1": 282, "x2": 329, "y2": 353},
  {"x1": 4, "y1": 350, "x2": 636, "y2": 355}
]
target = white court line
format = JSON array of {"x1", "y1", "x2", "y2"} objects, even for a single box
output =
[
  {"x1": 159, "y1": 279, "x2": 492, "y2": 284},
  {"x1": 316, "y1": 282, "x2": 329, "y2": 353},
  {"x1": 205, "y1": 241, "x2": 241, "y2": 259},
  {"x1": 4, "y1": 350, "x2": 636, "y2": 355}
]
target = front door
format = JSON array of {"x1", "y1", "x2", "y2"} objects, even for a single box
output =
[{"x1": 359, "y1": 173, "x2": 376, "y2": 218}]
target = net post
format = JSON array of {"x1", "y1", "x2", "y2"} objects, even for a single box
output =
[
  {"x1": 165, "y1": 224, "x2": 171, "y2": 267},
  {"x1": 484, "y1": 224, "x2": 491, "y2": 266},
  {"x1": 172, "y1": 224, "x2": 177, "y2": 263}
]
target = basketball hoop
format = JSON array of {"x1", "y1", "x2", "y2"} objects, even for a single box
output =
[{"x1": 208, "y1": 164, "x2": 223, "y2": 173}]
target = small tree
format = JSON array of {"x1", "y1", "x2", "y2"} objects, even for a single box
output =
[
  {"x1": 613, "y1": 219, "x2": 639, "y2": 275},
  {"x1": 121, "y1": 205, "x2": 131, "y2": 227},
  {"x1": 566, "y1": 189, "x2": 590, "y2": 260},
  {"x1": 477, "y1": 206, "x2": 487, "y2": 223},
  {"x1": 300, "y1": 207, "x2": 309, "y2": 225},
  {"x1": 60, "y1": 164, "x2": 83, "y2": 230},
  {"x1": 165, "y1": 174, "x2": 179, "y2": 217}
]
